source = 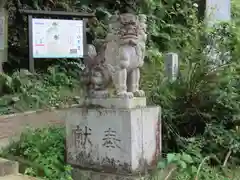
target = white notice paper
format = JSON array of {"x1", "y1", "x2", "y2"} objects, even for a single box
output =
[{"x1": 32, "y1": 18, "x2": 84, "y2": 58}]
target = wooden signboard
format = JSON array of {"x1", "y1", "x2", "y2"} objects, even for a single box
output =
[{"x1": 20, "y1": 9, "x2": 94, "y2": 72}]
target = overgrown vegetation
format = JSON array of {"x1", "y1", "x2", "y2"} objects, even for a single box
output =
[
  {"x1": 0, "y1": 126, "x2": 72, "y2": 180},
  {"x1": 0, "y1": 65, "x2": 83, "y2": 115},
  {"x1": 1, "y1": 0, "x2": 240, "y2": 179}
]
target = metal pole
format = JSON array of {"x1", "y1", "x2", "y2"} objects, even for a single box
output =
[{"x1": 83, "y1": 18, "x2": 88, "y2": 59}]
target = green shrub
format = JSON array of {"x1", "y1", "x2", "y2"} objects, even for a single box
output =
[
  {"x1": 139, "y1": 1, "x2": 240, "y2": 167},
  {"x1": 1, "y1": 126, "x2": 72, "y2": 180},
  {"x1": 0, "y1": 68, "x2": 82, "y2": 115},
  {"x1": 147, "y1": 22, "x2": 240, "y2": 155}
]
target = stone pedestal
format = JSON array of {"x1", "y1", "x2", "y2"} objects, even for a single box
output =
[
  {"x1": 90, "y1": 97, "x2": 147, "y2": 109},
  {"x1": 71, "y1": 168, "x2": 151, "y2": 180},
  {"x1": 66, "y1": 98, "x2": 161, "y2": 177}
]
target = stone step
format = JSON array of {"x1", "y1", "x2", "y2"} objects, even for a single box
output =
[
  {"x1": 0, "y1": 174, "x2": 40, "y2": 180},
  {"x1": 0, "y1": 158, "x2": 18, "y2": 176}
]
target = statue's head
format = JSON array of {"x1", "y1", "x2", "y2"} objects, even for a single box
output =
[
  {"x1": 106, "y1": 13, "x2": 147, "y2": 45},
  {"x1": 119, "y1": 13, "x2": 139, "y2": 45},
  {"x1": 82, "y1": 65, "x2": 106, "y2": 91}
]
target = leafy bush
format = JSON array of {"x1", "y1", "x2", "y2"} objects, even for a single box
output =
[
  {"x1": 155, "y1": 150, "x2": 240, "y2": 180},
  {"x1": 0, "y1": 68, "x2": 82, "y2": 115},
  {"x1": 0, "y1": 126, "x2": 72, "y2": 180},
  {"x1": 139, "y1": 2, "x2": 240, "y2": 175},
  {"x1": 146, "y1": 21, "x2": 240, "y2": 158}
]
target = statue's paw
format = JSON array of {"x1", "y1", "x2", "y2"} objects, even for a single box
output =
[
  {"x1": 92, "y1": 90, "x2": 109, "y2": 98},
  {"x1": 116, "y1": 92, "x2": 134, "y2": 99},
  {"x1": 133, "y1": 90, "x2": 145, "y2": 97}
]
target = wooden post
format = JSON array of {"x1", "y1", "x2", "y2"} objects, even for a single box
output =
[{"x1": 0, "y1": 8, "x2": 7, "y2": 73}]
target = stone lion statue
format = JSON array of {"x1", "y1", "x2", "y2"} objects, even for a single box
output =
[{"x1": 83, "y1": 13, "x2": 147, "y2": 99}]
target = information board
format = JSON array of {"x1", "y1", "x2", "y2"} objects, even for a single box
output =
[{"x1": 32, "y1": 18, "x2": 84, "y2": 58}]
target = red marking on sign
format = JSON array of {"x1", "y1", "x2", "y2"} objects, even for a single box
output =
[{"x1": 35, "y1": 44, "x2": 45, "y2": 46}]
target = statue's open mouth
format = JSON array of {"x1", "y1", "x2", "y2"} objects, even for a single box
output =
[{"x1": 121, "y1": 34, "x2": 138, "y2": 40}]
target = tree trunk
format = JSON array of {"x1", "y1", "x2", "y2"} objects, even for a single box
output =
[{"x1": 197, "y1": 0, "x2": 206, "y2": 20}]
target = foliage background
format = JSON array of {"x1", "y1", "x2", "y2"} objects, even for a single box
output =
[{"x1": 1, "y1": 0, "x2": 240, "y2": 179}]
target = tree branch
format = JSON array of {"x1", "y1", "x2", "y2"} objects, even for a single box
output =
[{"x1": 223, "y1": 150, "x2": 232, "y2": 167}]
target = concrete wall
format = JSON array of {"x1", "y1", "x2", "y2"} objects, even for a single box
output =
[{"x1": 0, "y1": 108, "x2": 68, "y2": 148}]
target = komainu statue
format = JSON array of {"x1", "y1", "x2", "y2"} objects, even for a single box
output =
[{"x1": 83, "y1": 13, "x2": 147, "y2": 99}]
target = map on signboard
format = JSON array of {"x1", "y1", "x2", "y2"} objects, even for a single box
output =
[{"x1": 32, "y1": 18, "x2": 84, "y2": 58}]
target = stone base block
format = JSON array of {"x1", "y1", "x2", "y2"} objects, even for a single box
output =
[
  {"x1": 72, "y1": 168, "x2": 150, "y2": 180},
  {"x1": 0, "y1": 158, "x2": 19, "y2": 176},
  {"x1": 0, "y1": 174, "x2": 41, "y2": 180},
  {"x1": 89, "y1": 97, "x2": 146, "y2": 109},
  {"x1": 66, "y1": 106, "x2": 161, "y2": 175}
]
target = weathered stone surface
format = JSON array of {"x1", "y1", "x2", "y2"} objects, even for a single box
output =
[
  {"x1": 0, "y1": 158, "x2": 18, "y2": 176},
  {"x1": 0, "y1": 104, "x2": 85, "y2": 149},
  {"x1": 0, "y1": 108, "x2": 67, "y2": 149},
  {"x1": 72, "y1": 168, "x2": 150, "y2": 180},
  {"x1": 0, "y1": 174, "x2": 40, "y2": 180},
  {"x1": 83, "y1": 13, "x2": 147, "y2": 99},
  {"x1": 66, "y1": 106, "x2": 161, "y2": 174},
  {"x1": 90, "y1": 97, "x2": 146, "y2": 109}
]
